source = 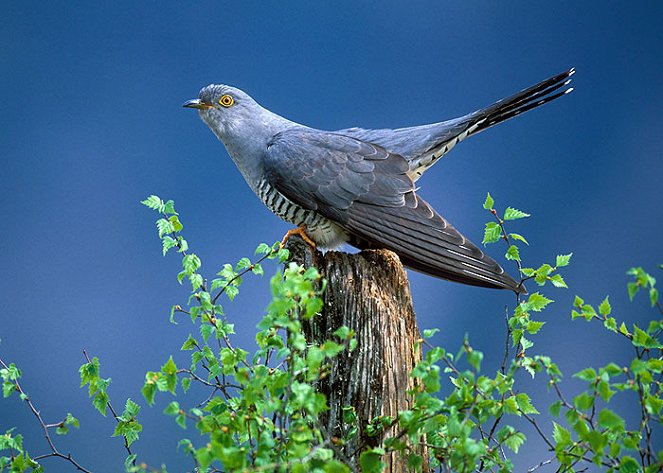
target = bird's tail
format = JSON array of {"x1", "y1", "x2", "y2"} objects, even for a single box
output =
[
  {"x1": 466, "y1": 68, "x2": 575, "y2": 136},
  {"x1": 408, "y1": 68, "x2": 574, "y2": 179}
]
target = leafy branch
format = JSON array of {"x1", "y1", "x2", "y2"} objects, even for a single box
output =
[{"x1": 0, "y1": 358, "x2": 89, "y2": 473}]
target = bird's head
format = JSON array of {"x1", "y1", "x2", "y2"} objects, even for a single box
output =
[{"x1": 183, "y1": 84, "x2": 264, "y2": 139}]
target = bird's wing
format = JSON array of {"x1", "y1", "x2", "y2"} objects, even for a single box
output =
[
  {"x1": 338, "y1": 68, "x2": 574, "y2": 180},
  {"x1": 263, "y1": 129, "x2": 523, "y2": 292}
]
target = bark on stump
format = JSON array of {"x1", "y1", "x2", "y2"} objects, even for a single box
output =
[{"x1": 288, "y1": 237, "x2": 428, "y2": 472}]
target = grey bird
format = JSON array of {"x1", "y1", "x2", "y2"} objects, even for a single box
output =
[{"x1": 184, "y1": 69, "x2": 574, "y2": 293}]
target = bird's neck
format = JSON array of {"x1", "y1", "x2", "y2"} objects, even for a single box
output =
[{"x1": 219, "y1": 109, "x2": 299, "y2": 193}]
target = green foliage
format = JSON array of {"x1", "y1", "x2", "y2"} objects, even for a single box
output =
[
  {"x1": 139, "y1": 196, "x2": 355, "y2": 470},
  {"x1": 1, "y1": 363, "x2": 20, "y2": 399},
  {"x1": 113, "y1": 399, "x2": 142, "y2": 447},
  {"x1": 627, "y1": 266, "x2": 659, "y2": 307},
  {"x1": 1, "y1": 193, "x2": 660, "y2": 473},
  {"x1": 0, "y1": 362, "x2": 77, "y2": 472},
  {"x1": 0, "y1": 429, "x2": 43, "y2": 473},
  {"x1": 79, "y1": 356, "x2": 112, "y2": 416},
  {"x1": 55, "y1": 413, "x2": 80, "y2": 436}
]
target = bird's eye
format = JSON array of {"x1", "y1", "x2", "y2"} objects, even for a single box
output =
[{"x1": 219, "y1": 94, "x2": 234, "y2": 107}]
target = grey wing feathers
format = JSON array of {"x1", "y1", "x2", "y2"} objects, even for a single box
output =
[
  {"x1": 264, "y1": 130, "x2": 411, "y2": 214},
  {"x1": 263, "y1": 129, "x2": 524, "y2": 292},
  {"x1": 338, "y1": 68, "x2": 574, "y2": 179},
  {"x1": 347, "y1": 194, "x2": 523, "y2": 291}
]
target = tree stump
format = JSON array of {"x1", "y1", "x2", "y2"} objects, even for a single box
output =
[{"x1": 288, "y1": 237, "x2": 428, "y2": 472}]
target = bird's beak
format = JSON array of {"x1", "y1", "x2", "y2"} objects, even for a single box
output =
[{"x1": 182, "y1": 98, "x2": 214, "y2": 110}]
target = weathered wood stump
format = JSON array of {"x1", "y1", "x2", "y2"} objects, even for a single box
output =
[{"x1": 288, "y1": 237, "x2": 428, "y2": 472}]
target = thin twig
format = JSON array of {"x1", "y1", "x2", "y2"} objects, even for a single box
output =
[
  {"x1": 82, "y1": 350, "x2": 135, "y2": 464},
  {"x1": 0, "y1": 357, "x2": 93, "y2": 473}
]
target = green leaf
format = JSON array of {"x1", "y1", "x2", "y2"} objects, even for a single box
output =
[
  {"x1": 2, "y1": 380, "x2": 15, "y2": 398},
  {"x1": 573, "y1": 392, "x2": 594, "y2": 410},
  {"x1": 503, "y1": 431, "x2": 526, "y2": 453},
  {"x1": 633, "y1": 325, "x2": 661, "y2": 348},
  {"x1": 644, "y1": 393, "x2": 663, "y2": 415},
  {"x1": 163, "y1": 199, "x2": 176, "y2": 214},
  {"x1": 359, "y1": 448, "x2": 386, "y2": 473},
  {"x1": 503, "y1": 396, "x2": 519, "y2": 415},
  {"x1": 650, "y1": 287, "x2": 659, "y2": 307},
  {"x1": 516, "y1": 393, "x2": 539, "y2": 414},
  {"x1": 586, "y1": 430, "x2": 607, "y2": 454},
  {"x1": 520, "y1": 336, "x2": 534, "y2": 351},
  {"x1": 534, "y1": 264, "x2": 553, "y2": 285},
  {"x1": 64, "y1": 413, "x2": 79, "y2": 429},
  {"x1": 509, "y1": 232, "x2": 529, "y2": 245},
  {"x1": 574, "y1": 367, "x2": 597, "y2": 382},
  {"x1": 503, "y1": 207, "x2": 530, "y2": 221},
  {"x1": 255, "y1": 243, "x2": 271, "y2": 255},
  {"x1": 169, "y1": 215, "x2": 183, "y2": 232},
  {"x1": 164, "y1": 401, "x2": 180, "y2": 416},
  {"x1": 521, "y1": 267, "x2": 535, "y2": 277},
  {"x1": 156, "y1": 218, "x2": 174, "y2": 238},
  {"x1": 555, "y1": 253, "x2": 572, "y2": 268},
  {"x1": 627, "y1": 282, "x2": 638, "y2": 301},
  {"x1": 252, "y1": 263, "x2": 264, "y2": 276},
  {"x1": 225, "y1": 285, "x2": 239, "y2": 301},
  {"x1": 619, "y1": 322, "x2": 630, "y2": 336},
  {"x1": 483, "y1": 192, "x2": 494, "y2": 210},
  {"x1": 123, "y1": 398, "x2": 140, "y2": 418},
  {"x1": 598, "y1": 296, "x2": 611, "y2": 316},
  {"x1": 598, "y1": 408, "x2": 624, "y2": 431},
  {"x1": 182, "y1": 254, "x2": 201, "y2": 274},
  {"x1": 162, "y1": 236, "x2": 178, "y2": 256},
  {"x1": 181, "y1": 334, "x2": 197, "y2": 351},
  {"x1": 526, "y1": 292, "x2": 553, "y2": 312},
  {"x1": 321, "y1": 341, "x2": 345, "y2": 357},
  {"x1": 161, "y1": 356, "x2": 177, "y2": 376},
  {"x1": 79, "y1": 357, "x2": 99, "y2": 389},
  {"x1": 124, "y1": 454, "x2": 138, "y2": 471},
  {"x1": 526, "y1": 320, "x2": 545, "y2": 334},
  {"x1": 603, "y1": 316, "x2": 617, "y2": 332},
  {"x1": 141, "y1": 195, "x2": 164, "y2": 212},
  {"x1": 619, "y1": 456, "x2": 640, "y2": 473},
  {"x1": 483, "y1": 222, "x2": 501, "y2": 245},
  {"x1": 597, "y1": 380, "x2": 616, "y2": 402},
  {"x1": 467, "y1": 348, "x2": 483, "y2": 371},
  {"x1": 113, "y1": 416, "x2": 142, "y2": 447},
  {"x1": 549, "y1": 400, "x2": 562, "y2": 417},
  {"x1": 552, "y1": 422, "x2": 571, "y2": 446},
  {"x1": 549, "y1": 274, "x2": 567, "y2": 288},
  {"x1": 93, "y1": 391, "x2": 109, "y2": 416},
  {"x1": 235, "y1": 257, "x2": 252, "y2": 271},
  {"x1": 141, "y1": 376, "x2": 157, "y2": 406},
  {"x1": 505, "y1": 245, "x2": 520, "y2": 262},
  {"x1": 422, "y1": 328, "x2": 439, "y2": 338}
]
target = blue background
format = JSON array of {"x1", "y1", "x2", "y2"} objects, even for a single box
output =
[{"x1": 1, "y1": 2, "x2": 661, "y2": 471}]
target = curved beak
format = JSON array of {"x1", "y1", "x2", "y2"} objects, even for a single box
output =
[{"x1": 182, "y1": 99, "x2": 214, "y2": 110}]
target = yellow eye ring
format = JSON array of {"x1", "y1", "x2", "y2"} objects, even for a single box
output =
[{"x1": 219, "y1": 94, "x2": 234, "y2": 107}]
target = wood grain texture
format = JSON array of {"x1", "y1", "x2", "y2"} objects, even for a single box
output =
[{"x1": 288, "y1": 237, "x2": 428, "y2": 472}]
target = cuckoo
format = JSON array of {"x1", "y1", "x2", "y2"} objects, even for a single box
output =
[{"x1": 184, "y1": 69, "x2": 574, "y2": 293}]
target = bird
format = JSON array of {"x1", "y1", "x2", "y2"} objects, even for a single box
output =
[{"x1": 183, "y1": 69, "x2": 574, "y2": 293}]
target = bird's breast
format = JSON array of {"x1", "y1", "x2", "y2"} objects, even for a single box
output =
[{"x1": 256, "y1": 179, "x2": 349, "y2": 248}]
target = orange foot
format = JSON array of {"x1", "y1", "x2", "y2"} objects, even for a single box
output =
[{"x1": 280, "y1": 226, "x2": 317, "y2": 249}]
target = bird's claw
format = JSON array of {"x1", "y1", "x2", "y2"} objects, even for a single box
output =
[{"x1": 280, "y1": 226, "x2": 317, "y2": 249}]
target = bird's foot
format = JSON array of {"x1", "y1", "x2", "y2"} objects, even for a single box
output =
[{"x1": 280, "y1": 226, "x2": 317, "y2": 249}]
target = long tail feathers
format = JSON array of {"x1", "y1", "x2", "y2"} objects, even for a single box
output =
[
  {"x1": 408, "y1": 68, "x2": 574, "y2": 178},
  {"x1": 469, "y1": 68, "x2": 575, "y2": 136}
]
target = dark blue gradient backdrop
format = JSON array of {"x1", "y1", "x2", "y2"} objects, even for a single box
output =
[{"x1": 1, "y1": 2, "x2": 661, "y2": 472}]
